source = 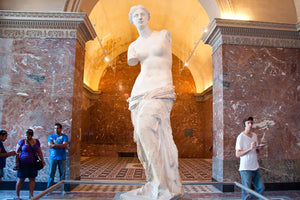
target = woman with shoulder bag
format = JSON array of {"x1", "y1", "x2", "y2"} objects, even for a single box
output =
[{"x1": 14, "y1": 129, "x2": 46, "y2": 199}]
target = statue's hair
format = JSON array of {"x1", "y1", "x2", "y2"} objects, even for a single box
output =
[{"x1": 129, "y1": 5, "x2": 150, "y2": 24}]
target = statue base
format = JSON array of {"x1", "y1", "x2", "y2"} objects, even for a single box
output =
[
  {"x1": 113, "y1": 191, "x2": 192, "y2": 200},
  {"x1": 113, "y1": 192, "x2": 123, "y2": 200}
]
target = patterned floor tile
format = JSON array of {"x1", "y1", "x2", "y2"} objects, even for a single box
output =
[
  {"x1": 0, "y1": 157, "x2": 296, "y2": 200},
  {"x1": 80, "y1": 157, "x2": 212, "y2": 182},
  {"x1": 70, "y1": 184, "x2": 221, "y2": 194}
]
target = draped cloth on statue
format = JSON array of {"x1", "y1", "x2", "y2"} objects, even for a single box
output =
[{"x1": 120, "y1": 86, "x2": 184, "y2": 200}]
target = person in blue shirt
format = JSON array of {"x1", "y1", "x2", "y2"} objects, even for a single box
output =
[
  {"x1": 0, "y1": 129, "x2": 16, "y2": 183},
  {"x1": 47, "y1": 123, "x2": 68, "y2": 188}
]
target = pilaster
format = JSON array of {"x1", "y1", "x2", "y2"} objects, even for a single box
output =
[
  {"x1": 202, "y1": 18, "x2": 300, "y2": 186},
  {"x1": 0, "y1": 11, "x2": 96, "y2": 183}
]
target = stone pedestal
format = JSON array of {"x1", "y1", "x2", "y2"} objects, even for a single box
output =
[{"x1": 113, "y1": 192, "x2": 192, "y2": 200}]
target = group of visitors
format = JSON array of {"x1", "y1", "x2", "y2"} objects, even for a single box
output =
[
  {"x1": 0, "y1": 116, "x2": 265, "y2": 200},
  {"x1": 0, "y1": 123, "x2": 68, "y2": 199},
  {"x1": 1, "y1": 3, "x2": 265, "y2": 199}
]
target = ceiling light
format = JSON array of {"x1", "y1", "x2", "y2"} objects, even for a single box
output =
[
  {"x1": 104, "y1": 56, "x2": 110, "y2": 62},
  {"x1": 221, "y1": 13, "x2": 249, "y2": 20}
]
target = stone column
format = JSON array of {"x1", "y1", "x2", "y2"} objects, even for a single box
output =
[
  {"x1": 203, "y1": 19, "x2": 299, "y2": 188},
  {"x1": 0, "y1": 11, "x2": 96, "y2": 183}
]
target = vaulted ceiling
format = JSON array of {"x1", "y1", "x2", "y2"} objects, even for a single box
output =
[
  {"x1": 80, "y1": 0, "x2": 299, "y2": 93},
  {"x1": 84, "y1": 0, "x2": 213, "y2": 92},
  {"x1": 1, "y1": 0, "x2": 299, "y2": 93}
]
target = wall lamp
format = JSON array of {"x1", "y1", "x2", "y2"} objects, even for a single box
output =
[
  {"x1": 93, "y1": 24, "x2": 110, "y2": 62},
  {"x1": 184, "y1": 28, "x2": 207, "y2": 66}
]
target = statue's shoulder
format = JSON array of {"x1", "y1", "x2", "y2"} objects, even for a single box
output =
[
  {"x1": 160, "y1": 29, "x2": 171, "y2": 36},
  {"x1": 128, "y1": 40, "x2": 137, "y2": 50},
  {"x1": 128, "y1": 40, "x2": 138, "y2": 65},
  {"x1": 160, "y1": 29, "x2": 171, "y2": 42}
]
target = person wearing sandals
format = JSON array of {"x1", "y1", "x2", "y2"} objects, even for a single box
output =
[
  {"x1": 14, "y1": 129, "x2": 46, "y2": 199},
  {"x1": 0, "y1": 129, "x2": 17, "y2": 183}
]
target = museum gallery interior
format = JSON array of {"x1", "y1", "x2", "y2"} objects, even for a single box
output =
[{"x1": 0, "y1": 0, "x2": 299, "y2": 199}]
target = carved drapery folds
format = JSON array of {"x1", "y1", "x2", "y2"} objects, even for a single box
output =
[{"x1": 0, "y1": 11, "x2": 96, "y2": 48}]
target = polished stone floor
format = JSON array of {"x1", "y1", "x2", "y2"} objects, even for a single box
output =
[
  {"x1": 80, "y1": 157, "x2": 212, "y2": 182},
  {"x1": 0, "y1": 157, "x2": 299, "y2": 200},
  {"x1": 1, "y1": 184, "x2": 300, "y2": 200}
]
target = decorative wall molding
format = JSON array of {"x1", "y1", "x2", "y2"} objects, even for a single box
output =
[
  {"x1": 215, "y1": 0, "x2": 234, "y2": 16},
  {"x1": 64, "y1": 0, "x2": 82, "y2": 12},
  {"x1": 202, "y1": 18, "x2": 300, "y2": 52},
  {"x1": 83, "y1": 84, "x2": 102, "y2": 100},
  {"x1": 194, "y1": 86, "x2": 212, "y2": 102},
  {"x1": 0, "y1": 11, "x2": 97, "y2": 48}
]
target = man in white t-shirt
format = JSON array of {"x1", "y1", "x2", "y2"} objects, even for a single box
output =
[{"x1": 235, "y1": 117, "x2": 265, "y2": 200}]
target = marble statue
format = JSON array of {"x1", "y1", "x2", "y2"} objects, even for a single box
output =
[{"x1": 120, "y1": 5, "x2": 184, "y2": 200}]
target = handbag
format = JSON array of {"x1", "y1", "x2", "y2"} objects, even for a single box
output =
[{"x1": 26, "y1": 139, "x2": 44, "y2": 170}]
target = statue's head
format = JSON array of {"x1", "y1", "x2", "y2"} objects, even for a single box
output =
[{"x1": 129, "y1": 5, "x2": 150, "y2": 24}]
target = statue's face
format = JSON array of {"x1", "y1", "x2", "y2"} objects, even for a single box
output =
[{"x1": 132, "y1": 8, "x2": 148, "y2": 28}]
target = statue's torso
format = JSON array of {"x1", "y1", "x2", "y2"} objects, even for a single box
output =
[{"x1": 129, "y1": 30, "x2": 173, "y2": 96}]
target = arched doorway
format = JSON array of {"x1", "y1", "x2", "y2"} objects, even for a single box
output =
[
  {"x1": 79, "y1": 0, "x2": 214, "y2": 182},
  {"x1": 81, "y1": 51, "x2": 213, "y2": 182},
  {"x1": 81, "y1": 52, "x2": 213, "y2": 158}
]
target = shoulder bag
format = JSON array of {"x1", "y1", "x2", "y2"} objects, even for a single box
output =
[{"x1": 26, "y1": 139, "x2": 44, "y2": 170}]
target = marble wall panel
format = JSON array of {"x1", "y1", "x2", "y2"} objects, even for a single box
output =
[
  {"x1": 0, "y1": 37, "x2": 77, "y2": 182},
  {"x1": 81, "y1": 52, "x2": 213, "y2": 158},
  {"x1": 69, "y1": 41, "x2": 85, "y2": 180},
  {"x1": 212, "y1": 44, "x2": 300, "y2": 183},
  {"x1": 212, "y1": 45, "x2": 224, "y2": 160}
]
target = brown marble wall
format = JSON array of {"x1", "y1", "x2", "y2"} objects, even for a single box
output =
[
  {"x1": 0, "y1": 37, "x2": 80, "y2": 182},
  {"x1": 69, "y1": 41, "x2": 85, "y2": 180},
  {"x1": 81, "y1": 52, "x2": 213, "y2": 158},
  {"x1": 212, "y1": 44, "x2": 300, "y2": 183}
]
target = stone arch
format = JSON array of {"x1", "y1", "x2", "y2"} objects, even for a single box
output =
[
  {"x1": 81, "y1": 51, "x2": 213, "y2": 158},
  {"x1": 83, "y1": 0, "x2": 215, "y2": 93}
]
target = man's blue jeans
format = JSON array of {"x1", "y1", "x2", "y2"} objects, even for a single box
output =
[
  {"x1": 47, "y1": 159, "x2": 66, "y2": 188},
  {"x1": 240, "y1": 170, "x2": 264, "y2": 200}
]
